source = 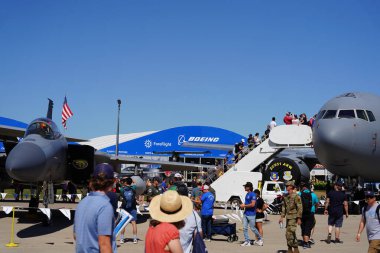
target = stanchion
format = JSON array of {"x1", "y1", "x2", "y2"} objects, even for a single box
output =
[{"x1": 6, "y1": 207, "x2": 18, "y2": 247}]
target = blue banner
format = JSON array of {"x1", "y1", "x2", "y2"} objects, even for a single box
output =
[{"x1": 100, "y1": 126, "x2": 245, "y2": 158}]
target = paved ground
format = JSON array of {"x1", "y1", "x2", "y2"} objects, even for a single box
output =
[{"x1": 0, "y1": 201, "x2": 368, "y2": 253}]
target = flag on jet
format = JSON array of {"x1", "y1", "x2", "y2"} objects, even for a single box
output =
[{"x1": 62, "y1": 96, "x2": 73, "y2": 129}]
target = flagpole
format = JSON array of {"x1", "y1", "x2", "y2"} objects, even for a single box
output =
[{"x1": 116, "y1": 99, "x2": 121, "y2": 157}]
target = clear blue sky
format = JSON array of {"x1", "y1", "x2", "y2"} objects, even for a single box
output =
[{"x1": 1, "y1": 1, "x2": 379, "y2": 139}]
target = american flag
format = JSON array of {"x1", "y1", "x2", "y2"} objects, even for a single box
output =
[{"x1": 62, "y1": 96, "x2": 73, "y2": 129}]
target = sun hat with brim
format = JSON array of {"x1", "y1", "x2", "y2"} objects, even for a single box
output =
[{"x1": 149, "y1": 190, "x2": 193, "y2": 223}]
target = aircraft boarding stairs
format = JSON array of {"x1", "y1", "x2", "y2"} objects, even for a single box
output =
[{"x1": 211, "y1": 125, "x2": 313, "y2": 200}]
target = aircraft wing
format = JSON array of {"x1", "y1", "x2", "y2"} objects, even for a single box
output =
[
  {"x1": 109, "y1": 155, "x2": 216, "y2": 171},
  {"x1": 65, "y1": 136, "x2": 88, "y2": 142},
  {"x1": 180, "y1": 141, "x2": 234, "y2": 151},
  {"x1": 0, "y1": 124, "x2": 25, "y2": 141}
]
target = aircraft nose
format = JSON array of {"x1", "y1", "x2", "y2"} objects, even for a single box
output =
[
  {"x1": 313, "y1": 120, "x2": 354, "y2": 171},
  {"x1": 5, "y1": 142, "x2": 46, "y2": 182}
]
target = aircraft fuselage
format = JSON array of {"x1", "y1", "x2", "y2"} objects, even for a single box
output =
[{"x1": 313, "y1": 92, "x2": 380, "y2": 181}]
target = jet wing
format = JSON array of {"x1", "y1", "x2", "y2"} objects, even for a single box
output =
[
  {"x1": 65, "y1": 136, "x2": 88, "y2": 142},
  {"x1": 110, "y1": 155, "x2": 216, "y2": 171},
  {"x1": 0, "y1": 124, "x2": 25, "y2": 141},
  {"x1": 180, "y1": 142, "x2": 234, "y2": 151}
]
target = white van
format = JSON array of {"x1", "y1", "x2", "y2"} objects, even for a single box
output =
[{"x1": 211, "y1": 170, "x2": 284, "y2": 207}]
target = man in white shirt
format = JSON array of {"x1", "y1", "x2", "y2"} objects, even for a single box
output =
[{"x1": 268, "y1": 117, "x2": 277, "y2": 130}]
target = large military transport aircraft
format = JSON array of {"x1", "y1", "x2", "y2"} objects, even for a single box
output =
[{"x1": 313, "y1": 92, "x2": 380, "y2": 181}]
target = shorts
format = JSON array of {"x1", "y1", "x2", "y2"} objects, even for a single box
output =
[
  {"x1": 328, "y1": 215, "x2": 343, "y2": 227},
  {"x1": 126, "y1": 209, "x2": 137, "y2": 221},
  {"x1": 301, "y1": 213, "x2": 314, "y2": 237},
  {"x1": 368, "y1": 239, "x2": 380, "y2": 253},
  {"x1": 256, "y1": 212, "x2": 265, "y2": 223}
]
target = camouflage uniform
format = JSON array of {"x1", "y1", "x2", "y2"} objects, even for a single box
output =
[{"x1": 281, "y1": 189, "x2": 303, "y2": 252}]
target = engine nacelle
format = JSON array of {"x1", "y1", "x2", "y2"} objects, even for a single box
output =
[
  {"x1": 263, "y1": 157, "x2": 310, "y2": 186},
  {"x1": 67, "y1": 144, "x2": 95, "y2": 186}
]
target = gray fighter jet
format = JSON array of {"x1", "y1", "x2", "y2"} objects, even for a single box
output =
[
  {"x1": 0, "y1": 100, "x2": 215, "y2": 206},
  {"x1": 313, "y1": 92, "x2": 380, "y2": 181}
]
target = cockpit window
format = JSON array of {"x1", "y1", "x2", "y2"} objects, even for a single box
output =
[
  {"x1": 316, "y1": 110, "x2": 326, "y2": 120},
  {"x1": 323, "y1": 110, "x2": 337, "y2": 119},
  {"x1": 366, "y1": 110, "x2": 376, "y2": 122},
  {"x1": 356, "y1": 110, "x2": 368, "y2": 121},
  {"x1": 25, "y1": 122, "x2": 54, "y2": 139},
  {"x1": 338, "y1": 110, "x2": 355, "y2": 119}
]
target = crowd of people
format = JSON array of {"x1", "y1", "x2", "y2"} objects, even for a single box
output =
[{"x1": 73, "y1": 163, "x2": 380, "y2": 253}]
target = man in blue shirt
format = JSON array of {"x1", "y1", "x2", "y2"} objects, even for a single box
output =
[
  {"x1": 240, "y1": 182, "x2": 263, "y2": 247},
  {"x1": 200, "y1": 185, "x2": 215, "y2": 241},
  {"x1": 74, "y1": 163, "x2": 117, "y2": 253}
]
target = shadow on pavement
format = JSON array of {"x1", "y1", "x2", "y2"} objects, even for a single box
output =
[{"x1": 16, "y1": 210, "x2": 73, "y2": 238}]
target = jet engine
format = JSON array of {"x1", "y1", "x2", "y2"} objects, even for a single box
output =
[
  {"x1": 263, "y1": 157, "x2": 310, "y2": 186},
  {"x1": 67, "y1": 144, "x2": 95, "y2": 186}
]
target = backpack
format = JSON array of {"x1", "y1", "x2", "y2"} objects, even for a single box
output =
[
  {"x1": 363, "y1": 204, "x2": 380, "y2": 223},
  {"x1": 192, "y1": 211, "x2": 208, "y2": 253},
  {"x1": 122, "y1": 186, "x2": 136, "y2": 210},
  {"x1": 300, "y1": 191, "x2": 313, "y2": 215}
]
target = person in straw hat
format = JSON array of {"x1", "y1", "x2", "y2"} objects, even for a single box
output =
[{"x1": 145, "y1": 190, "x2": 193, "y2": 253}]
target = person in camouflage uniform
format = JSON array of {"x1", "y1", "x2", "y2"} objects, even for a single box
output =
[{"x1": 279, "y1": 181, "x2": 303, "y2": 253}]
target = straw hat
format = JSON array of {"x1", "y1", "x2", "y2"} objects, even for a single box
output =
[{"x1": 149, "y1": 190, "x2": 193, "y2": 223}]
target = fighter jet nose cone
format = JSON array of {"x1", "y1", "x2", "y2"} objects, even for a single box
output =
[{"x1": 5, "y1": 142, "x2": 46, "y2": 182}]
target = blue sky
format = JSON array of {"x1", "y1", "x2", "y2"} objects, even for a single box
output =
[{"x1": 0, "y1": 1, "x2": 379, "y2": 139}]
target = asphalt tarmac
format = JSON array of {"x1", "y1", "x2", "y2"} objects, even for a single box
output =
[{"x1": 0, "y1": 201, "x2": 368, "y2": 253}]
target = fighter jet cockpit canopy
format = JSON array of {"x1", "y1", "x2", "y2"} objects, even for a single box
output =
[{"x1": 25, "y1": 118, "x2": 61, "y2": 140}]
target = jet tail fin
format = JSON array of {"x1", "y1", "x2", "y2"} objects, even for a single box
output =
[{"x1": 47, "y1": 99, "x2": 54, "y2": 119}]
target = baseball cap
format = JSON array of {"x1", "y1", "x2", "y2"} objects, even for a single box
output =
[
  {"x1": 365, "y1": 191, "x2": 375, "y2": 198},
  {"x1": 202, "y1": 185, "x2": 210, "y2": 190},
  {"x1": 335, "y1": 181, "x2": 343, "y2": 187},
  {"x1": 174, "y1": 173, "x2": 183, "y2": 178},
  {"x1": 93, "y1": 163, "x2": 114, "y2": 179},
  {"x1": 243, "y1": 182, "x2": 253, "y2": 188}
]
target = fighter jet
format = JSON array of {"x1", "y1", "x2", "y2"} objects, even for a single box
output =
[
  {"x1": 313, "y1": 92, "x2": 380, "y2": 181},
  {"x1": 0, "y1": 99, "x2": 215, "y2": 206}
]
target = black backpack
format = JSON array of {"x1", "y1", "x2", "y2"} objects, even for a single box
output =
[{"x1": 301, "y1": 191, "x2": 313, "y2": 215}]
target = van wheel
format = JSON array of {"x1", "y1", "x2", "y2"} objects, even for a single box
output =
[{"x1": 230, "y1": 197, "x2": 241, "y2": 209}]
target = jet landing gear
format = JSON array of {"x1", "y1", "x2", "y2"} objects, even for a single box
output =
[
  {"x1": 27, "y1": 182, "x2": 54, "y2": 225},
  {"x1": 41, "y1": 181, "x2": 54, "y2": 225}
]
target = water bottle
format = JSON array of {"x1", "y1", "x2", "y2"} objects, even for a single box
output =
[{"x1": 279, "y1": 221, "x2": 283, "y2": 229}]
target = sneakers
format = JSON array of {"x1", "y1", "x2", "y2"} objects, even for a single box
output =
[
  {"x1": 240, "y1": 241, "x2": 251, "y2": 246},
  {"x1": 254, "y1": 240, "x2": 264, "y2": 246},
  {"x1": 335, "y1": 238, "x2": 342, "y2": 244},
  {"x1": 326, "y1": 234, "x2": 332, "y2": 244},
  {"x1": 303, "y1": 242, "x2": 311, "y2": 249},
  {"x1": 133, "y1": 238, "x2": 138, "y2": 244},
  {"x1": 309, "y1": 238, "x2": 315, "y2": 245},
  {"x1": 120, "y1": 239, "x2": 125, "y2": 244}
]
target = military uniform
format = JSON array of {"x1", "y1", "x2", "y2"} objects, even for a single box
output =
[{"x1": 281, "y1": 182, "x2": 303, "y2": 253}]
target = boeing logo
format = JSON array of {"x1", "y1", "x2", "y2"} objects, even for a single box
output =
[
  {"x1": 178, "y1": 135, "x2": 186, "y2": 145},
  {"x1": 188, "y1": 137, "x2": 220, "y2": 142}
]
